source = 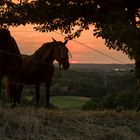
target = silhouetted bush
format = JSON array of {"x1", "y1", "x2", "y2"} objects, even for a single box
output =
[{"x1": 82, "y1": 89, "x2": 140, "y2": 110}]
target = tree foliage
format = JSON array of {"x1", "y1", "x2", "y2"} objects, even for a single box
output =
[{"x1": 0, "y1": 0, "x2": 140, "y2": 62}]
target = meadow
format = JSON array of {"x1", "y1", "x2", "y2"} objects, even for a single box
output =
[
  {"x1": 0, "y1": 64, "x2": 140, "y2": 140},
  {"x1": 50, "y1": 96, "x2": 90, "y2": 109}
]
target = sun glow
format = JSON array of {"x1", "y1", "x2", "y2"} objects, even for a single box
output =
[
  {"x1": 70, "y1": 60, "x2": 79, "y2": 64},
  {"x1": 12, "y1": 0, "x2": 32, "y2": 3}
]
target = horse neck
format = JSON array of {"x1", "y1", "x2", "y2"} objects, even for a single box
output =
[{"x1": 32, "y1": 43, "x2": 55, "y2": 64}]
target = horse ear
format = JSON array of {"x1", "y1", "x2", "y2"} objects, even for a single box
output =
[
  {"x1": 64, "y1": 40, "x2": 68, "y2": 45},
  {"x1": 52, "y1": 37, "x2": 57, "y2": 43}
]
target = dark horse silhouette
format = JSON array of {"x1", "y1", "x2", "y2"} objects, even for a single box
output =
[
  {"x1": 8, "y1": 38, "x2": 70, "y2": 107},
  {"x1": 0, "y1": 28, "x2": 22, "y2": 107}
]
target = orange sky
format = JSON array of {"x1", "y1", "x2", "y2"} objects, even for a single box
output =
[{"x1": 9, "y1": 25, "x2": 134, "y2": 64}]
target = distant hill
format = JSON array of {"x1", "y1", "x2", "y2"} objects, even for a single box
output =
[{"x1": 69, "y1": 63, "x2": 135, "y2": 72}]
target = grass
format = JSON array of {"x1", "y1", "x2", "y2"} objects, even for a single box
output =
[
  {"x1": 0, "y1": 108, "x2": 140, "y2": 140},
  {"x1": 50, "y1": 96, "x2": 90, "y2": 109}
]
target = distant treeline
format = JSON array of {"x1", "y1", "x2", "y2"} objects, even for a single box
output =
[
  {"x1": 52, "y1": 69, "x2": 137, "y2": 98},
  {"x1": 52, "y1": 69, "x2": 140, "y2": 110}
]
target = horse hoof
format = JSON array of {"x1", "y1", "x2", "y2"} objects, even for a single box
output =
[
  {"x1": 17, "y1": 101, "x2": 21, "y2": 105},
  {"x1": 10, "y1": 104, "x2": 16, "y2": 109}
]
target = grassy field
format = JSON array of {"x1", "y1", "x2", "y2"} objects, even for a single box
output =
[
  {"x1": 50, "y1": 96, "x2": 90, "y2": 109},
  {"x1": 0, "y1": 64, "x2": 138, "y2": 139},
  {"x1": 21, "y1": 95, "x2": 90, "y2": 109},
  {"x1": 0, "y1": 108, "x2": 140, "y2": 140}
]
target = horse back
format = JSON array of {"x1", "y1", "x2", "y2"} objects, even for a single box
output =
[{"x1": 20, "y1": 54, "x2": 54, "y2": 84}]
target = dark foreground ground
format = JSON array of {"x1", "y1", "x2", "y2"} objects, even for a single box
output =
[
  {"x1": 0, "y1": 64, "x2": 138, "y2": 140},
  {"x1": 0, "y1": 108, "x2": 140, "y2": 140}
]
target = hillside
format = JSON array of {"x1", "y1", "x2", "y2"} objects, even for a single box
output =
[
  {"x1": 69, "y1": 63, "x2": 134, "y2": 72},
  {"x1": 0, "y1": 108, "x2": 140, "y2": 140},
  {"x1": 51, "y1": 64, "x2": 137, "y2": 98}
]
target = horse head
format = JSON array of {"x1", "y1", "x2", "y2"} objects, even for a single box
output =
[{"x1": 52, "y1": 38, "x2": 70, "y2": 70}]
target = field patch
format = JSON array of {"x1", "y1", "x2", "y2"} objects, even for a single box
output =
[{"x1": 50, "y1": 96, "x2": 90, "y2": 109}]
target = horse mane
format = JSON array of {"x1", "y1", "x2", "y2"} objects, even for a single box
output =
[
  {"x1": 0, "y1": 28, "x2": 21, "y2": 56},
  {"x1": 29, "y1": 40, "x2": 71, "y2": 68},
  {"x1": 33, "y1": 42, "x2": 55, "y2": 61}
]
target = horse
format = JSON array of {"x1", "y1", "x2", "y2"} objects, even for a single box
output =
[
  {"x1": 8, "y1": 38, "x2": 70, "y2": 108},
  {"x1": 0, "y1": 28, "x2": 22, "y2": 107}
]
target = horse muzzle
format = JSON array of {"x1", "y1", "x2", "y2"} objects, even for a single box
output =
[{"x1": 59, "y1": 61, "x2": 70, "y2": 70}]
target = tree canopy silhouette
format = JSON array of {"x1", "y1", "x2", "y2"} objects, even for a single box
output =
[{"x1": 0, "y1": 0, "x2": 140, "y2": 71}]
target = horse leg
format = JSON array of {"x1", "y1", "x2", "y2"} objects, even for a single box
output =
[
  {"x1": 45, "y1": 79, "x2": 52, "y2": 108},
  {"x1": 0, "y1": 79, "x2": 4, "y2": 106},
  {"x1": 12, "y1": 84, "x2": 18, "y2": 108},
  {"x1": 0, "y1": 78, "x2": 5, "y2": 106},
  {"x1": 7, "y1": 81, "x2": 17, "y2": 108},
  {"x1": 45, "y1": 87, "x2": 50, "y2": 108},
  {"x1": 0, "y1": 80, "x2": 1, "y2": 99},
  {"x1": 35, "y1": 85, "x2": 40, "y2": 107},
  {"x1": 16, "y1": 84, "x2": 23, "y2": 104}
]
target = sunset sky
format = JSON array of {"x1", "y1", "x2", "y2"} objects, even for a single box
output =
[{"x1": 9, "y1": 25, "x2": 134, "y2": 64}]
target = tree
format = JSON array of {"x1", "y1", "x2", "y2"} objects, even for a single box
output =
[
  {"x1": 0, "y1": 0, "x2": 140, "y2": 73},
  {"x1": 92, "y1": 0, "x2": 140, "y2": 69},
  {"x1": 32, "y1": 0, "x2": 140, "y2": 76}
]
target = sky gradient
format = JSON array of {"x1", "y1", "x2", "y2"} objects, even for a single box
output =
[{"x1": 10, "y1": 25, "x2": 134, "y2": 64}]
